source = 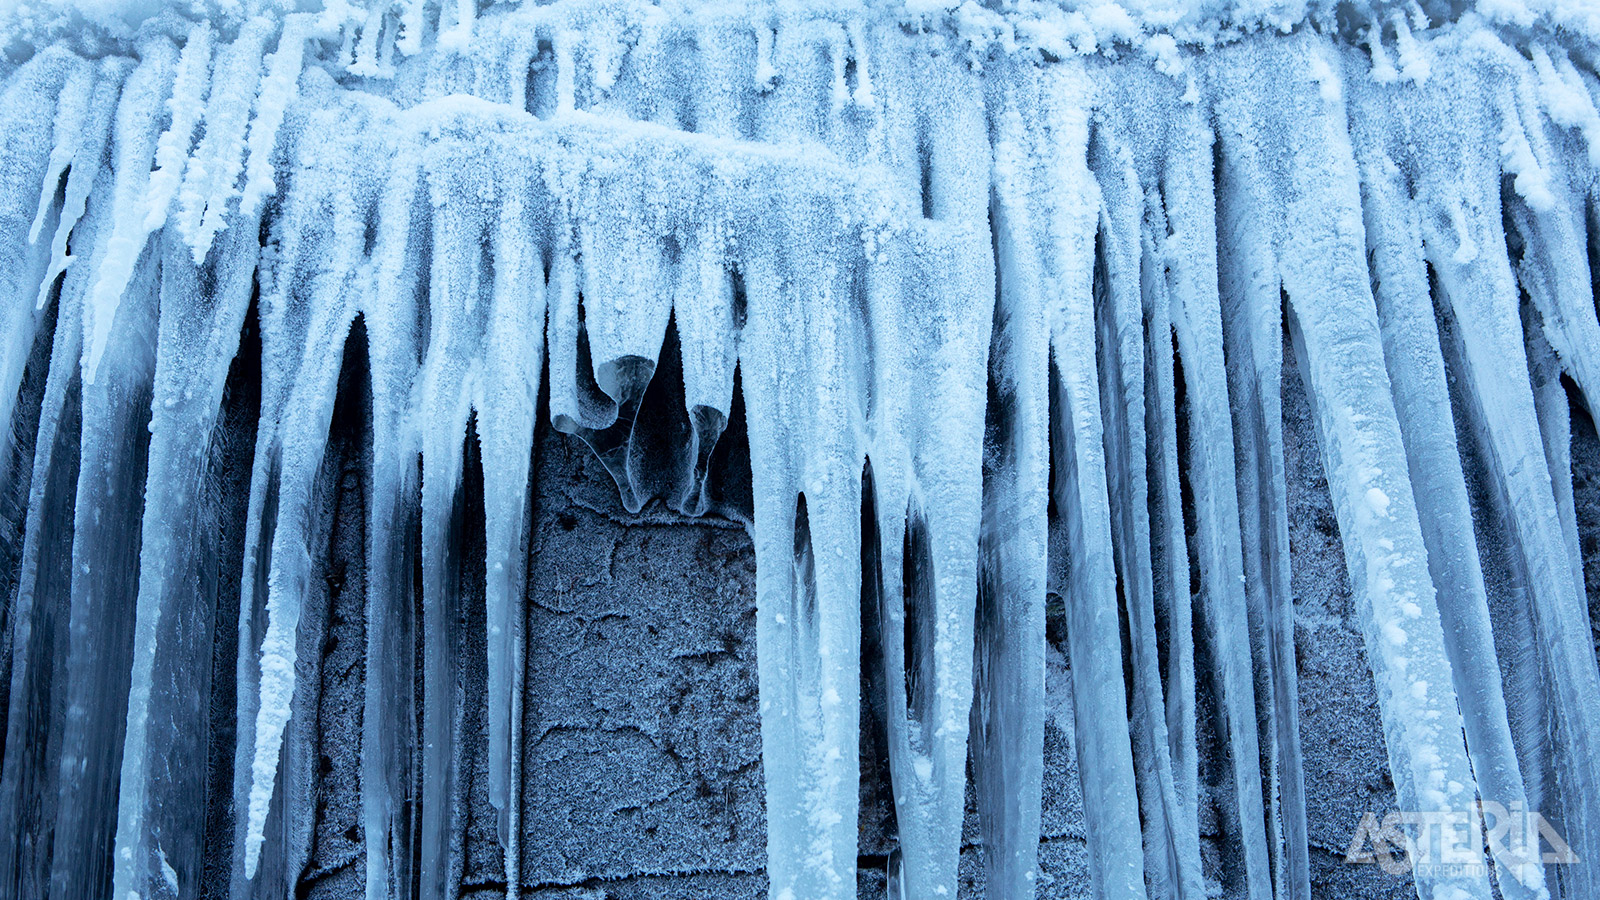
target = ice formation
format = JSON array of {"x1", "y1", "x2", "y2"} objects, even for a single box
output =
[{"x1": 0, "y1": 0, "x2": 1598, "y2": 899}]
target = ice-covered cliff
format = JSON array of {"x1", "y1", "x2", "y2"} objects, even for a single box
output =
[{"x1": 1, "y1": 2, "x2": 1598, "y2": 899}]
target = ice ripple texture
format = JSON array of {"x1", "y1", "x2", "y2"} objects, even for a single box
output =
[{"x1": 1, "y1": 3, "x2": 1599, "y2": 900}]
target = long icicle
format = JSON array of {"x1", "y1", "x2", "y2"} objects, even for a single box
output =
[
  {"x1": 1089, "y1": 119, "x2": 1200, "y2": 900},
  {"x1": 972, "y1": 56, "x2": 1054, "y2": 900},
  {"x1": 1229, "y1": 32, "x2": 1492, "y2": 900},
  {"x1": 1348, "y1": 69, "x2": 1546, "y2": 898},
  {"x1": 1038, "y1": 60, "x2": 1149, "y2": 900},
  {"x1": 1164, "y1": 73, "x2": 1274, "y2": 900},
  {"x1": 1210, "y1": 69, "x2": 1312, "y2": 900}
]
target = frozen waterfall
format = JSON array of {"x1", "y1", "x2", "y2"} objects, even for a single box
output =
[{"x1": 1, "y1": 1, "x2": 1599, "y2": 899}]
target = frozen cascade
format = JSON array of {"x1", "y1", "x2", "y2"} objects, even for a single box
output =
[{"x1": 0, "y1": 2, "x2": 1597, "y2": 899}]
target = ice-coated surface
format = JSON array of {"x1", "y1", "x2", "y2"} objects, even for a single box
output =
[{"x1": 1, "y1": 3, "x2": 1599, "y2": 900}]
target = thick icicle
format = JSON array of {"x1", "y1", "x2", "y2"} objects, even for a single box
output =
[
  {"x1": 0, "y1": 49, "x2": 88, "y2": 900},
  {"x1": 82, "y1": 34, "x2": 182, "y2": 384},
  {"x1": 1161, "y1": 75, "x2": 1274, "y2": 900},
  {"x1": 1400, "y1": 35, "x2": 1600, "y2": 899},
  {"x1": 1208, "y1": 53, "x2": 1312, "y2": 900},
  {"x1": 239, "y1": 94, "x2": 371, "y2": 885},
  {"x1": 413, "y1": 122, "x2": 519, "y2": 900},
  {"x1": 1348, "y1": 67, "x2": 1546, "y2": 899},
  {"x1": 1088, "y1": 116, "x2": 1203, "y2": 900},
  {"x1": 479, "y1": 174, "x2": 542, "y2": 871},
  {"x1": 1215, "y1": 33, "x2": 1492, "y2": 900},
  {"x1": 739, "y1": 186, "x2": 866, "y2": 900},
  {"x1": 0, "y1": 217, "x2": 85, "y2": 900},
  {"x1": 111, "y1": 220, "x2": 261, "y2": 900},
  {"x1": 0, "y1": 47, "x2": 78, "y2": 488},
  {"x1": 360, "y1": 136, "x2": 424, "y2": 900},
  {"x1": 1024, "y1": 60, "x2": 1148, "y2": 900},
  {"x1": 858, "y1": 42, "x2": 992, "y2": 900},
  {"x1": 973, "y1": 75, "x2": 1053, "y2": 900},
  {"x1": 52, "y1": 200, "x2": 159, "y2": 900}
]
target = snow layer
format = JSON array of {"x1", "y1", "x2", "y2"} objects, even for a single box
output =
[{"x1": 1, "y1": 3, "x2": 1599, "y2": 900}]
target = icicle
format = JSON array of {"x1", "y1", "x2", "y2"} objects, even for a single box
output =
[
  {"x1": 1345, "y1": 107, "x2": 1543, "y2": 900},
  {"x1": 1498, "y1": 87, "x2": 1559, "y2": 215},
  {"x1": 857, "y1": 44, "x2": 992, "y2": 900},
  {"x1": 1015, "y1": 60, "x2": 1149, "y2": 900},
  {"x1": 412, "y1": 135, "x2": 503, "y2": 900},
  {"x1": 80, "y1": 34, "x2": 184, "y2": 384},
  {"x1": 972, "y1": 61, "x2": 1052, "y2": 900},
  {"x1": 142, "y1": 24, "x2": 212, "y2": 235},
  {"x1": 478, "y1": 182, "x2": 542, "y2": 886},
  {"x1": 241, "y1": 15, "x2": 313, "y2": 220},
  {"x1": 360, "y1": 139, "x2": 424, "y2": 900},
  {"x1": 1530, "y1": 45, "x2": 1600, "y2": 170},
  {"x1": 1368, "y1": 26, "x2": 1399, "y2": 84},
  {"x1": 0, "y1": 46, "x2": 80, "y2": 483},
  {"x1": 1049, "y1": 265, "x2": 1150, "y2": 900},
  {"x1": 1142, "y1": 189, "x2": 1202, "y2": 896},
  {"x1": 26, "y1": 57, "x2": 91, "y2": 249},
  {"x1": 1523, "y1": 309, "x2": 1588, "y2": 633},
  {"x1": 349, "y1": 4, "x2": 389, "y2": 77},
  {"x1": 1090, "y1": 116, "x2": 1206, "y2": 900},
  {"x1": 52, "y1": 193, "x2": 160, "y2": 900},
  {"x1": 1501, "y1": 61, "x2": 1600, "y2": 430},
  {"x1": 240, "y1": 108, "x2": 372, "y2": 881},
  {"x1": 110, "y1": 198, "x2": 263, "y2": 900},
  {"x1": 738, "y1": 188, "x2": 867, "y2": 900},
  {"x1": 1207, "y1": 60, "x2": 1312, "y2": 900},
  {"x1": 671, "y1": 226, "x2": 738, "y2": 515},
  {"x1": 1406, "y1": 38, "x2": 1600, "y2": 898},
  {"x1": 34, "y1": 59, "x2": 128, "y2": 312},
  {"x1": 1216, "y1": 32, "x2": 1493, "y2": 900},
  {"x1": 227, "y1": 171, "x2": 300, "y2": 900},
  {"x1": 548, "y1": 163, "x2": 677, "y2": 511},
  {"x1": 1165, "y1": 59, "x2": 1275, "y2": 900},
  {"x1": 414, "y1": 224, "x2": 475, "y2": 900},
  {"x1": 175, "y1": 17, "x2": 274, "y2": 262},
  {"x1": 0, "y1": 193, "x2": 86, "y2": 900}
]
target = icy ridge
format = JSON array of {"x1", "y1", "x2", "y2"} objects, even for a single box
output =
[{"x1": 2, "y1": 0, "x2": 1598, "y2": 78}]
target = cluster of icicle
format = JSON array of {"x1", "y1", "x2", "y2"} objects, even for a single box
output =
[{"x1": 1, "y1": 2, "x2": 1600, "y2": 900}]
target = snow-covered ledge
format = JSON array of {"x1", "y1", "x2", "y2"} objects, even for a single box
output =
[{"x1": 0, "y1": 2, "x2": 1598, "y2": 899}]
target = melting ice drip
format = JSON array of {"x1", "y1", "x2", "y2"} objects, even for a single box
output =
[{"x1": 1, "y1": 1, "x2": 1599, "y2": 899}]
